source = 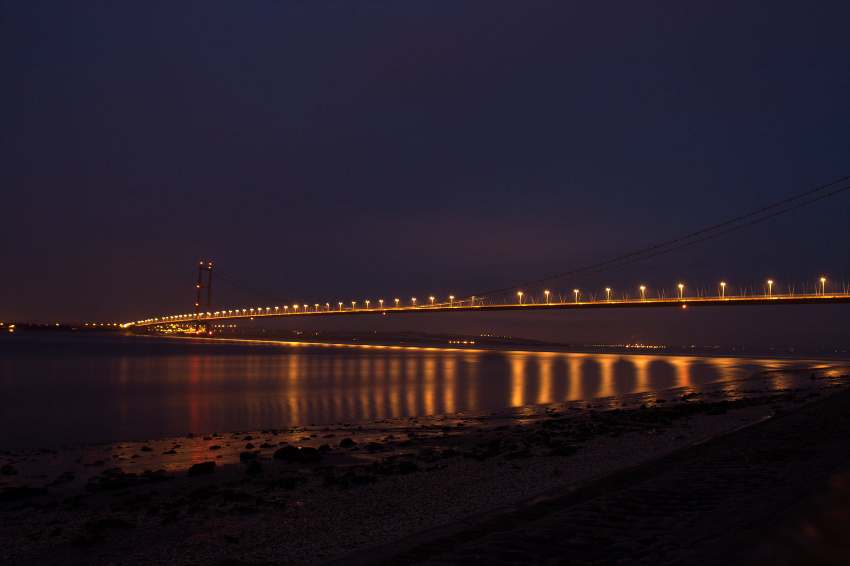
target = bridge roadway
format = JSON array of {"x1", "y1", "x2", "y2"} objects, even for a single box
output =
[{"x1": 129, "y1": 293, "x2": 850, "y2": 328}]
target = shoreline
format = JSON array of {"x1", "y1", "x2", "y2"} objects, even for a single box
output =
[
  {"x1": 2, "y1": 365, "x2": 848, "y2": 565},
  {"x1": 147, "y1": 331, "x2": 850, "y2": 361}
]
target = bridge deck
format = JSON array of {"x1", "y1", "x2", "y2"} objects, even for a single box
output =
[{"x1": 130, "y1": 294, "x2": 850, "y2": 327}]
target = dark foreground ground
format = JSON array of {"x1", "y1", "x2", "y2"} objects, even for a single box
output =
[
  {"x1": 2, "y1": 371, "x2": 848, "y2": 565},
  {"x1": 328, "y1": 387, "x2": 850, "y2": 566}
]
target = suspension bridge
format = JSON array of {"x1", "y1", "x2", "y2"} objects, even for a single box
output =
[{"x1": 125, "y1": 175, "x2": 850, "y2": 332}]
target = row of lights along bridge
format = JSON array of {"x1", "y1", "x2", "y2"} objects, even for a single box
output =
[{"x1": 142, "y1": 277, "x2": 833, "y2": 324}]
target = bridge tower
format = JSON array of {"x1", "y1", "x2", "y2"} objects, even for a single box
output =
[{"x1": 195, "y1": 261, "x2": 212, "y2": 333}]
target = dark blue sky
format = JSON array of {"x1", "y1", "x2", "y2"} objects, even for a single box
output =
[{"x1": 2, "y1": 1, "x2": 848, "y2": 347}]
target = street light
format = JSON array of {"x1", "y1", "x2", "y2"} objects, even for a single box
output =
[
  {"x1": 605, "y1": 288, "x2": 611, "y2": 301},
  {"x1": 574, "y1": 289, "x2": 579, "y2": 303},
  {"x1": 430, "y1": 296, "x2": 435, "y2": 307},
  {"x1": 821, "y1": 277, "x2": 826, "y2": 295},
  {"x1": 339, "y1": 302, "x2": 343, "y2": 311},
  {"x1": 678, "y1": 283, "x2": 684, "y2": 299},
  {"x1": 720, "y1": 282, "x2": 726, "y2": 299},
  {"x1": 274, "y1": 307, "x2": 279, "y2": 314},
  {"x1": 518, "y1": 291, "x2": 523, "y2": 305},
  {"x1": 379, "y1": 299, "x2": 383, "y2": 308},
  {"x1": 284, "y1": 306, "x2": 289, "y2": 313},
  {"x1": 352, "y1": 301, "x2": 356, "y2": 310},
  {"x1": 449, "y1": 295, "x2": 454, "y2": 307},
  {"x1": 545, "y1": 290, "x2": 550, "y2": 304},
  {"x1": 293, "y1": 305, "x2": 298, "y2": 313},
  {"x1": 411, "y1": 298, "x2": 416, "y2": 307},
  {"x1": 395, "y1": 298, "x2": 400, "y2": 308},
  {"x1": 767, "y1": 280, "x2": 773, "y2": 297},
  {"x1": 640, "y1": 285, "x2": 646, "y2": 300},
  {"x1": 365, "y1": 300, "x2": 370, "y2": 309}
]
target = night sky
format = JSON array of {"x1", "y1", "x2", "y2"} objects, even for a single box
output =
[{"x1": 2, "y1": 2, "x2": 849, "y2": 348}]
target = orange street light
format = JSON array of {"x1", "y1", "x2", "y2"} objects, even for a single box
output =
[
  {"x1": 574, "y1": 289, "x2": 579, "y2": 303},
  {"x1": 449, "y1": 295, "x2": 454, "y2": 306},
  {"x1": 767, "y1": 280, "x2": 773, "y2": 297},
  {"x1": 640, "y1": 285, "x2": 646, "y2": 300},
  {"x1": 395, "y1": 298, "x2": 400, "y2": 308},
  {"x1": 430, "y1": 296, "x2": 435, "y2": 306},
  {"x1": 720, "y1": 282, "x2": 726, "y2": 299},
  {"x1": 605, "y1": 288, "x2": 611, "y2": 301},
  {"x1": 545, "y1": 290, "x2": 550, "y2": 304},
  {"x1": 518, "y1": 291, "x2": 523, "y2": 305},
  {"x1": 678, "y1": 283, "x2": 684, "y2": 299},
  {"x1": 821, "y1": 277, "x2": 826, "y2": 295}
]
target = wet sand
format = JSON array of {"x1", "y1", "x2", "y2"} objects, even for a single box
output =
[{"x1": 1, "y1": 366, "x2": 848, "y2": 565}]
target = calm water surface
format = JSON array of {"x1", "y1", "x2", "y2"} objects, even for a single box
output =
[{"x1": 0, "y1": 332, "x2": 843, "y2": 450}]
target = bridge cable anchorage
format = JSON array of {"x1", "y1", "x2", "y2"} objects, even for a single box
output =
[{"x1": 468, "y1": 175, "x2": 850, "y2": 301}]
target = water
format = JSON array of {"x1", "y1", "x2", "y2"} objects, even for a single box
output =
[{"x1": 0, "y1": 332, "x2": 843, "y2": 451}]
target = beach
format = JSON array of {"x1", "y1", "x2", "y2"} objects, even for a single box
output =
[{"x1": 2, "y1": 365, "x2": 849, "y2": 565}]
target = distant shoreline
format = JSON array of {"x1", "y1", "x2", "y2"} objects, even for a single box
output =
[{"x1": 154, "y1": 328, "x2": 850, "y2": 361}]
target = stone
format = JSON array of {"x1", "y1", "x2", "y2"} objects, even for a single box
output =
[{"x1": 187, "y1": 461, "x2": 216, "y2": 476}]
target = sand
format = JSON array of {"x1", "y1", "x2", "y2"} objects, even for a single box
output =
[{"x1": 1, "y1": 365, "x2": 848, "y2": 565}]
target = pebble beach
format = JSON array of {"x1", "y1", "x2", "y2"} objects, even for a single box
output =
[{"x1": 2, "y1": 365, "x2": 849, "y2": 565}]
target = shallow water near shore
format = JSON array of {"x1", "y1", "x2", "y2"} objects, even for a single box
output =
[{"x1": 1, "y1": 332, "x2": 845, "y2": 450}]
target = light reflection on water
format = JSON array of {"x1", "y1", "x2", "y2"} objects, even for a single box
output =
[{"x1": 0, "y1": 333, "x2": 840, "y2": 450}]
